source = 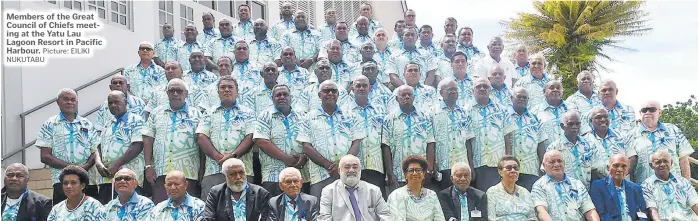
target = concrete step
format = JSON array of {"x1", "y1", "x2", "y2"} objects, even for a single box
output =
[{"x1": 28, "y1": 168, "x2": 53, "y2": 199}]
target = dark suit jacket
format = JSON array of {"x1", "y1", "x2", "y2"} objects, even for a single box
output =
[
  {"x1": 438, "y1": 186, "x2": 487, "y2": 221},
  {"x1": 267, "y1": 193, "x2": 319, "y2": 221},
  {"x1": 1, "y1": 188, "x2": 52, "y2": 221},
  {"x1": 202, "y1": 183, "x2": 271, "y2": 221},
  {"x1": 590, "y1": 177, "x2": 648, "y2": 221}
]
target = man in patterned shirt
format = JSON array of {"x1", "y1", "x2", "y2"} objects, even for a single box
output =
[
  {"x1": 387, "y1": 20, "x2": 405, "y2": 51},
  {"x1": 641, "y1": 150, "x2": 698, "y2": 220},
  {"x1": 385, "y1": 28, "x2": 438, "y2": 88},
  {"x1": 196, "y1": 76, "x2": 255, "y2": 198},
  {"x1": 373, "y1": 29, "x2": 393, "y2": 86},
  {"x1": 174, "y1": 24, "x2": 207, "y2": 72},
  {"x1": 468, "y1": 78, "x2": 516, "y2": 191},
  {"x1": 250, "y1": 19, "x2": 283, "y2": 66},
  {"x1": 382, "y1": 85, "x2": 436, "y2": 188},
  {"x1": 488, "y1": 65, "x2": 513, "y2": 107},
  {"x1": 318, "y1": 22, "x2": 361, "y2": 65},
  {"x1": 93, "y1": 91, "x2": 147, "y2": 204},
  {"x1": 343, "y1": 75, "x2": 389, "y2": 194},
  {"x1": 277, "y1": 47, "x2": 311, "y2": 103},
  {"x1": 148, "y1": 170, "x2": 206, "y2": 220},
  {"x1": 102, "y1": 168, "x2": 154, "y2": 220},
  {"x1": 95, "y1": 74, "x2": 146, "y2": 134},
  {"x1": 532, "y1": 80, "x2": 569, "y2": 147},
  {"x1": 585, "y1": 80, "x2": 636, "y2": 136},
  {"x1": 154, "y1": 23, "x2": 182, "y2": 68},
  {"x1": 513, "y1": 53, "x2": 551, "y2": 109},
  {"x1": 123, "y1": 41, "x2": 167, "y2": 100},
  {"x1": 233, "y1": 4, "x2": 254, "y2": 41},
  {"x1": 231, "y1": 40, "x2": 262, "y2": 98},
  {"x1": 318, "y1": 9, "x2": 337, "y2": 42},
  {"x1": 565, "y1": 70, "x2": 602, "y2": 115},
  {"x1": 417, "y1": 25, "x2": 439, "y2": 57},
  {"x1": 197, "y1": 12, "x2": 220, "y2": 47},
  {"x1": 144, "y1": 61, "x2": 194, "y2": 117},
  {"x1": 546, "y1": 111, "x2": 604, "y2": 189},
  {"x1": 509, "y1": 87, "x2": 548, "y2": 190},
  {"x1": 351, "y1": 16, "x2": 374, "y2": 44},
  {"x1": 298, "y1": 80, "x2": 366, "y2": 198},
  {"x1": 389, "y1": 63, "x2": 438, "y2": 111},
  {"x1": 38, "y1": 88, "x2": 99, "y2": 204},
  {"x1": 431, "y1": 78, "x2": 475, "y2": 191},
  {"x1": 282, "y1": 11, "x2": 322, "y2": 70},
  {"x1": 204, "y1": 18, "x2": 238, "y2": 71},
  {"x1": 627, "y1": 100, "x2": 694, "y2": 183},
  {"x1": 513, "y1": 44, "x2": 530, "y2": 79},
  {"x1": 295, "y1": 59, "x2": 350, "y2": 114},
  {"x1": 357, "y1": 60, "x2": 393, "y2": 110},
  {"x1": 255, "y1": 85, "x2": 309, "y2": 196},
  {"x1": 436, "y1": 34, "x2": 457, "y2": 80},
  {"x1": 532, "y1": 150, "x2": 600, "y2": 221},
  {"x1": 244, "y1": 62, "x2": 280, "y2": 115},
  {"x1": 349, "y1": 3, "x2": 383, "y2": 39},
  {"x1": 143, "y1": 79, "x2": 202, "y2": 203},
  {"x1": 185, "y1": 50, "x2": 219, "y2": 108},
  {"x1": 270, "y1": 2, "x2": 296, "y2": 41},
  {"x1": 582, "y1": 107, "x2": 628, "y2": 179},
  {"x1": 439, "y1": 51, "x2": 474, "y2": 109},
  {"x1": 323, "y1": 40, "x2": 357, "y2": 89},
  {"x1": 456, "y1": 27, "x2": 483, "y2": 68}
]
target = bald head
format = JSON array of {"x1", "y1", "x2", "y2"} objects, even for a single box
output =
[
  {"x1": 165, "y1": 170, "x2": 186, "y2": 183},
  {"x1": 544, "y1": 150, "x2": 562, "y2": 163}
]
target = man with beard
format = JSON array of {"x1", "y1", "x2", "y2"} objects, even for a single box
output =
[
  {"x1": 93, "y1": 91, "x2": 147, "y2": 204},
  {"x1": 319, "y1": 155, "x2": 391, "y2": 221},
  {"x1": 281, "y1": 11, "x2": 322, "y2": 70},
  {"x1": 565, "y1": 70, "x2": 602, "y2": 116},
  {"x1": 101, "y1": 168, "x2": 154, "y2": 220},
  {"x1": 1, "y1": 163, "x2": 52, "y2": 221},
  {"x1": 513, "y1": 53, "x2": 551, "y2": 109},
  {"x1": 582, "y1": 108, "x2": 628, "y2": 179},
  {"x1": 298, "y1": 80, "x2": 366, "y2": 198},
  {"x1": 204, "y1": 18, "x2": 239, "y2": 71},
  {"x1": 233, "y1": 4, "x2": 254, "y2": 41},
  {"x1": 255, "y1": 85, "x2": 309, "y2": 196},
  {"x1": 475, "y1": 36, "x2": 516, "y2": 88},
  {"x1": 456, "y1": 27, "x2": 483, "y2": 69},
  {"x1": 154, "y1": 24, "x2": 182, "y2": 67},
  {"x1": 197, "y1": 12, "x2": 220, "y2": 46},
  {"x1": 590, "y1": 154, "x2": 648, "y2": 221},
  {"x1": 386, "y1": 28, "x2": 438, "y2": 88},
  {"x1": 249, "y1": 19, "x2": 282, "y2": 66},
  {"x1": 350, "y1": 3, "x2": 383, "y2": 38},
  {"x1": 203, "y1": 158, "x2": 271, "y2": 221},
  {"x1": 545, "y1": 111, "x2": 604, "y2": 189},
  {"x1": 175, "y1": 24, "x2": 206, "y2": 72},
  {"x1": 267, "y1": 167, "x2": 319, "y2": 221},
  {"x1": 271, "y1": 2, "x2": 296, "y2": 41},
  {"x1": 532, "y1": 80, "x2": 569, "y2": 146}
]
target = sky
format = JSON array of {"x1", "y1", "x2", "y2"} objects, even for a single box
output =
[{"x1": 406, "y1": 0, "x2": 698, "y2": 115}]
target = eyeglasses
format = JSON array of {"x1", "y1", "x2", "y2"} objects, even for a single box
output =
[
  {"x1": 640, "y1": 107, "x2": 658, "y2": 113},
  {"x1": 498, "y1": 165, "x2": 519, "y2": 171},
  {"x1": 138, "y1": 47, "x2": 153, "y2": 51},
  {"x1": 407, "y1": 168, "x2": 423, "y2": 174},
  {"x1": 114, "y1": 176, "x2": 133, "y2": 182},
  {"x1": 167, "y1": 89, "x2": 185, "y2": 94},
  {"x1": 321, "y1": 89, "x2": 339, "y2": 94}
]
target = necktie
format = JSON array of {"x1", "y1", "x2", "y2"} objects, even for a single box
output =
[
  {"x1": 347, "y1": 187, "x2": 362, "y2": 221},
  {"x1": 289, "y1": 198, "x2": 296, "y2": 209}
]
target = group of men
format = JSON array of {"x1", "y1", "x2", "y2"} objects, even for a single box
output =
[{"x1": 6, "y1": 2, "x2": 697, "y2": 221}]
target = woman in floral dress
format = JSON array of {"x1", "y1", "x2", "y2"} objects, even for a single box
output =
[
  {"x1": 47, "y1": 165, "x2": 104, "y2": 221},
  {"x1": 388, "y1": 155, "x2": 446, "y2": 221}
]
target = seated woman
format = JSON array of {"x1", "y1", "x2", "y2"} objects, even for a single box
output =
[
  {"x1": 388, "y1": 155, "x2": 445, "y2": 221},
  {"x1": 486, "y1": 155, "x2": 536, "y2": 220},
  {"x1": 48, "y1": 165, "x2": 104, "y2": 221}
]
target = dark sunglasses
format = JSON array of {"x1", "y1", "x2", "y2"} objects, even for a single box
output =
[
  {"x1": 498, "y1": 165, "x2": 519, "y2": 171},
  {"x1": 139, "y1": 47, "x2": 153, "y2": 51},
  {"x1": 321, "y1": 88, "x2": 338, "y2": 94},
  {"x1": 114, "y1": 176, "x2": 133, "y2": 182},
  {"x1": 640, "y1": 107, "x2": 658, "y2": 113}
]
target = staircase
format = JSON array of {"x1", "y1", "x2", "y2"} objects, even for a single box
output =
[{"x1": 27, "y1": 168, "x2": 54, "y2": 199}]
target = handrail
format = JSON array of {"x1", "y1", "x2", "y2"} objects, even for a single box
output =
[
  {"x1": 2, "y1": 68, "x2": 124, "y2": 163},
  {"x1": 688, "y1": 157, "x2": 698, "y2": 187}
]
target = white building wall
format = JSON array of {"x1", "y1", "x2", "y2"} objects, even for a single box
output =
[{"x1": 2, "y1": 0, "x2": 403, "y2": 170}]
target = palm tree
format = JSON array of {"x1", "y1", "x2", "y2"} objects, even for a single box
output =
[{"x1": 504, "y1": 1, "x2": 651, "y2": 98}]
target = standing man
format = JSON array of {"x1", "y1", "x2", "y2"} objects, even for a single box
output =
[
  {"x1": 350, "y1": 3, "x2": 383, "y2": 38},
  {"x1": 95, "y1": 74, "x2": 146, "y2": 134},
  {"x1": 508, "y1": 87, "x2": 548, "y2": 190},
  {"x1": 197, "y1": 12, "x2": 220, "y2": 45},
  {"x1": 474, "y1": 36, "x2": 517, "y2": 88},
  {"x1": 385, "y1": 28, "x2": 438, "y2": 88},
  {"x1": 38, "y1": 88, "x2": 99, "y2": 204},
  {"x1": 124, "y1": 41, "x2": 167, "y2": 99},
  {"x1": 230, "y1": 40, "x2": 262, "y2": 98},
  {"x1": 250, "y1": 19, "x2": 283, "y2": 66},
  {"x1": 271, "y1": 2, "x2": 296, "y2": 41},
  {"x1": 277, "y1": 47, "x2": 311, "y2": 102},
  {"x1": 565, "y1": 70, "x2": 602, "y2": 115},
  {"x1": 244, "y1": 62, "x2": 280, "y2": 114},
  {"x1": 318, "y1": 22, "x2": 361, "y2": 65},
  {"x1": 440, "y1": 51, "x2": 474, "y2": 108},
  {"x1": 1, "y1": 163, "x2": 52, "y2": 221},
  {"x1": 196, "y1": 76, "x2": 255, "y2": 198},
  {"x1": 532, "y1": 80, "x2": 569, "y2": 145},
  {"x1": 417, "y1": 25, "x2": 439, "y2": 57},
  {"x1": 233, "y1": 4, "x2": 254, "y2": 41},
  {"x1": 281, "y1": 11, "x2": 322, "y2": 70},
  {"x1": 176, "y1": 24, "x2": 206, "y2": 72},
  {"x1": 513, "y1": 45, "x2": 530, "y2": 79},
  {"x1": 488, "y1": 65, "x2": 513, "y2": 107},
  {"x1": 296, "y1": 59, "x2": 350, "y2": 114},
  {"x1": 592, "y1": 80, "x2": 636, "y2": 135},
  {"x1": 204, "y1": 18, "x2": 239, "y2": 71},
  {"x1": 513, "y1": 53, "x2": 551, "y2": 109},
  {"x1": 154, "y1": 24, "x2": 182, "y2": 67},
  {"x1": 582, "y1": 107, "x2": 628, "y2": 179},
  {"x1": 456, "y1": 27, "x2": 483, "y2": 69},
  {"x1": 298, "y1": 80, "x2": 366, "y2": 198},
  {"x1": 352, "y1": 16, "x2": 373, "y2": 44},
  {"x1": 389, "y1": 63, "x2": 438, "y2": 111},
  {"x1": 319, "y1": 9, "x2": 337, "y2": 42},
  {"x1": 143, "y1": 79, "x2": 203, "y2": 203}
]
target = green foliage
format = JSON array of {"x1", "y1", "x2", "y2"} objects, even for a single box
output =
[
  {"x1": 504, "y1": 1, "x2": 651, "y2": 98},
  {"x1": 659, "y1": 95, "x2": 698, "y2": 181}
]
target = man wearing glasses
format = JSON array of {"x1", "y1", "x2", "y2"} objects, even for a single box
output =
[
  {"x1": 102, "y1": 168, "x2": 154, "y2": 220},
  {"x1": 123, "y1": 41, "x2": 167, "y2": 100},
  {"x1": 626, "y1": 100, "x2": 694, "y2": 184},
  {"x1": 296, "y1": 59, "x2": 350, "y2": 114}
]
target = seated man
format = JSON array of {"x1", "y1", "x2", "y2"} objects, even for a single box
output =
[
  {"x1": 148, "y1": 170, "x2": 206, "y2": 220},
  {"x1": 641, "y1": 150, "x2": 698, "y2": 220},
  {"x1": 319, "y1": 155, "x2": 390, "y2": 221},
  {"x1": 268, "y1": 167, "x2": 320, "y2": 221},
  {"x1": 438, "y1": 162, "x2": 488, "y2": 221},
  {"x1": 202, "y1": 158, "x2": 271, "y2": 221},
  {"x1": 590, "y1": 154, "x2": 647, "y2": 221},
  {"x1": 1, "y1": 163, "x2": 52, "y2": 221},
  {"x1": 102, "y1": 168, "x2": 154, "y2": 220}
]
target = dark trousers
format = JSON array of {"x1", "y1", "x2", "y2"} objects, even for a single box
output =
[
  {"x1": 252, "y1": 150, "x2": 262, "y2": 185},
  {"x1": 96, "y1": 183, "x2": 144, "y2": 204},
  {"x1": 262, "y1": 182, "x2": 282, "y2": 197},
  {"x1": 309, "y1": 177, "x2": 337, "y2": 199},
  {"x1": 516, "y1": 173, "x2": 540, "y2": 191},
  {"x1": 360, "y1": 169, "x2": 386, "y2": 198},
  {"x1": 152, "y1": 175, "x2": 200, "y2": 204},
  {"x1": 52, "y1": 183, "x2": 98, "y2": 205},
  {"x1": 434, "y1": 169, "x2": 453, "y2": 192},
  {"x1": 473, "y1": 166, "x2": 501, "y2": 191}
]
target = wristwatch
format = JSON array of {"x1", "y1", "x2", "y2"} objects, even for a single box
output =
[{"x1": 145, "y1": 165, "x2": 152, "y2": 169}]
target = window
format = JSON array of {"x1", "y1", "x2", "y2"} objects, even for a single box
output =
[
  {"x1": 324, "y1": 0, "x2": 367, "y2": 23},
  {"x1": 199, "y1": 0, "x2": 215, "y2": 9},
  {"x1": 250, "y1": 1, "x2": 265, "y2": 21},
  {"x1": 110, "y1": 1, "x2": 128, "y2": 25},
  {"x1": 159, "y1": 1, "x2": 174, "y2": 38},
  {"x1": 279, "y1": 1, "x2": 315, "y2": 25},
  {"x1": 218, "y1": 1, "x2": 234, "y2": 17},
  {"x1": 88, "y1": 0, "x2": 107, "y2": 19},
  {"x1": 180, "y1": 5, "x2": 194, "y2": 39},
  {"x1": 46, "y1": 0, "x2": 57, "y2": 4},
  {"x1": 64, "y1": 1, "x2": 83, "y2": 10}
]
